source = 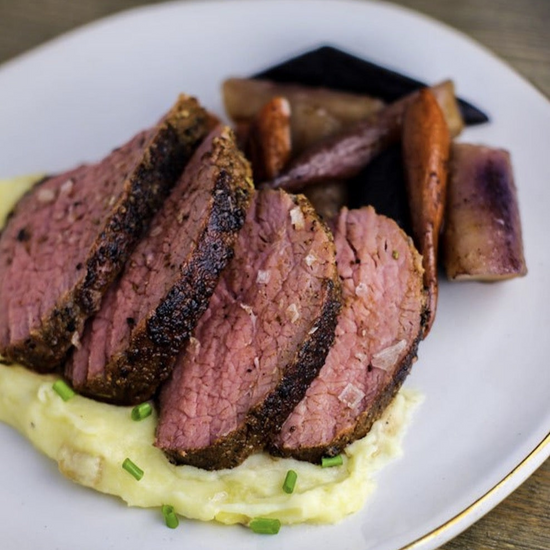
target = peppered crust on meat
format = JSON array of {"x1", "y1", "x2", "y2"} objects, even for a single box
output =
[
  {"x1": 0, "y1": 95, "x2": 210, "y2": 372},
  {"x1": 269, "y1": 206, "x2": 426, "y2": 463},
  {"x1": 155, "y1": 190, "x2": 342, "y2": 470},
  {"x1": 66, "y1": 126, "x2": 254, "y2": 405}
]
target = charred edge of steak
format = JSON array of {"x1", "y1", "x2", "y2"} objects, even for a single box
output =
[
  {"x1": 78, "y1": 138, "x2": 254, "y2": 405},
  {"x1": 268, "y1": 316, "x2": 425, "y2": 464},
  {"x1": 6, "y1": 96, "x2": 210, "y2": 372},
  {"x1": 163, "y1": 276, "x2": 342, "y2": 471},
  {"x1": 253, "y1": 277, "x2": 342, "y2": 435}
]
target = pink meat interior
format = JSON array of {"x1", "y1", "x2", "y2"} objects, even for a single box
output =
[
  {"x1": 278, "y1": 206, "x2": 423, "y2": 449},
  {"x1": 157, "y1": 190, "x2": 335, "y2": 450},
  {"x1": 0, "y1": 131, "x2": 151, "y2": 348},
  {"x1": 69, "y1": 128, "x2": 223, "y2": 384}
]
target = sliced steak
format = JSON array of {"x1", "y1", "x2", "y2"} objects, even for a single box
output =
[
  {"x1": 269, "y1": 206, "x2": 425, "y2": 463},
  {"x1": 156, "y1": 189, "x2": 341, "y2": 470},
  {"x1": 0, "y1": 95, "x2": 210, "y2": 372},
  {"x1": 65, "y1": 126, "x2": 253, "y2": 405}
]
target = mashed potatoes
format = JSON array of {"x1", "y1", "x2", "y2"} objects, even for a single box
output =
[{"x1": 0, "y1": 176, "x2": 422, "y2": 526}]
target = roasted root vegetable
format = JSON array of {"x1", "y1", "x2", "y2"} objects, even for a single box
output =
[
  {"x1": 402, "y1": 89, "x2": 451, "y2": 338},
  {"x1": 223, "y1": 78, "x2": 385, "y2": 125},
  {"x1": 266, "y1": 81, "x2": 462, "y2": 192},
  {"x1": 428, "y1": 80, "x2": 464, "y2": 138},
  {"x1": 303, "y1": 180, "x2": 348, "y2": 221},
  {"x1": 443, "y1": 144, "x2": 527, "y2": 281},
  {"x1": 224, "y1": 78, "x2": 383, "y2": 157},
  {"x1": 290, "y1": 101, "x2": 343, "y2": 155},
  {"x1": 246, "y1": 97, "x2": 292, "y2": 181},
  {"x1": 266, "y1": 98, "x2": 403, "y2": 191},
  {"x1": 225, "y1": 79, "x2": 462, "y2": 160}
]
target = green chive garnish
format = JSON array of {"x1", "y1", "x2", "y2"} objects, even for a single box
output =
[
  {"x1": 282, "y1": 470, "x2": 297, "y2": 494},
  {"x1": 392, "y1": 250, "x2": 399, "y2": 260},
  {"x1": 162, "y1": 505, "x2": 179, "y2": 529},
  {"x1": 131, "y1": 402, "x2": 153, "y2": 421},
  {"x1": 249, "y1": 517, "x2": 281, "y2": 535},
  {"x1": 321, "y1": 455, "x2": 343, "y2": 468},
  {"x1": 52, "y1": 380, "x2": 75, "y2": 401},
  {"x1": 122, "y1": 458, "x2": 144, "y2": 480}
]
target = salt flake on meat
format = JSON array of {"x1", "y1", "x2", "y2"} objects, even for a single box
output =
[
  {"x1": 290, "y1": 206, "x2": 305, "y2": 229},
  {"x1": 256, "y1": 270, "x2": 271, "y2": 284},
  {"x1": 37, "y1": 188, "x2": 56, "y2": 204},
  {"x1": 338, "y1": 383, "x2": 365, "y2": 409},
  {"x1": 286, "y1": 303, "x2": 300, "y2": 323},
  {"x1": 371, "y1": 340, "x2": 407, "y2": 371}
]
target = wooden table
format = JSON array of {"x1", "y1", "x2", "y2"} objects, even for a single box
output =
[{"x1": 0, "y1": 1, "x2": 548, "y2": 548}]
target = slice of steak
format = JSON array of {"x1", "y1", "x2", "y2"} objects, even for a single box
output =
[
  {"x1": 66, "y1": 126, "x2": 254, "y2": 405},
  {"x1": 0, "y1": 95, "x2": 210, "y2": 372},
  {"x1": 155, "y1": 189, "x2": 341, "y2": 470},
  {"x1": 269, "y1": 206, "x2": 425, "y2": 463}
]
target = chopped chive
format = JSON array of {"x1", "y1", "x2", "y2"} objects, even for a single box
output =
[
  {"x1": 392, "y1": 250, "x2": 399, "y2": 260},
  {"x1": 321, "y1": 455, "x2": 343, "y2": 468},
  {"x1": 52, "y1": 380, "x2": 75, "y2": 401},
  {"x1": 122, "y1": 458, "x2": 144, "y2": 480},
  {"x1": 249, "y1": 517, "x2": 281, "y2": 535},
  {"x1": 165, "y1": 512, "x2": 179, "y2": 529},
  {"x1": 162, "y1": 505, "x2": 179, "y2": 529},
  {"x1": 282, "y1": 470, "x2": 297, "y2": 494},
  {"x1": 131, "y1": 402, "x2": 153, "y2": 421},
  {"x1": 162, "y1": 504, "x2": 174, "y2": 515}
]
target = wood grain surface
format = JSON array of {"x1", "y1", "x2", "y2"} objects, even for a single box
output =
[{"x1": 0, "y1": 1, "x2": 548, "y2": 549}]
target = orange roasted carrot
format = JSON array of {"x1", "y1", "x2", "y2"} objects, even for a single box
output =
[
  {"x1": 247, "y1": 96, "x2": 292, "y2": 181},
  {"x1": 402, "y1": 88, "x2": 451, "y2": 338}
]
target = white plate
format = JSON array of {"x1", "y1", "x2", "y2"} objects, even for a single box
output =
[{"x1": 0, "y1": 1, "x2": 549, "y2": 549}]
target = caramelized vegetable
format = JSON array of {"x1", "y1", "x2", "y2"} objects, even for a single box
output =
[
  {"x1": 266, "y1": 81, "x2": 462, "y2": 192},
  {"x1": 443, "y1": 144, "x2": 527, "y2": 281},
  {"x1": 223, "y1": 78, "x2": 384, "y2": 125},
  {"x1": 266, "y1": 100, "x2": 402, "y2": 191},
  {"x1": 224, "y1": 78, "x2": 384, "y2": 158},
  {"x1": 247, "y1": 97, "x2": 292, "y2": 181},
  {"x1": 290, "y1": 101, "x2": 343, "y2": 155},
  {"x1": 429, "y1": 81, "x2": 464, "y2": 137},
  {"x1": 303, "y1": 180, "x2": 348, "y2": 221},
  {"x1": 402, "y1": 89, "x2": 451, "y2": 338}
]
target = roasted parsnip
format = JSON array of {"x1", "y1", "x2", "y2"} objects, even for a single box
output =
[
  {"x1": 303, "y1": 181, "x2": 348, "y2": 221},
  {"x1": 267, "y1": 81, "x2": 462, "y2": 192},
  {"x1": 429, "y1": 81, "x2": 464, "y2": 138},
  {"x1": 223, "y1": 78, "x2": 385, "y2": 125},
  {"x1": 290, "y1": 101, "x2": 343, "y2": 155},
  {"x1": 443, "y1": 144, "x2": 527, "y2": 281},
  {"x1": 402, "y1": 89, "x2": 451, "y2": 338}
]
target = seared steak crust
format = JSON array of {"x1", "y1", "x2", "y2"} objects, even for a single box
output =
[
  {"x1": 269, "y1": 206, "x2": 425, "y2": 462},
  {"x1": 156, "y1": 190, "x2": 341, "y2": 470},
  {"x1": 0, "y1": 95, "x2": 210, "y2": 372},
  {"x1": 66, "y1": 127, "x2": 253, "y2": 405}
]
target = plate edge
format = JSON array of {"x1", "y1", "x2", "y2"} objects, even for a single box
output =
[
  {"x1": 399, "y1": 432, "x2": 550, "y2": 550},
  {"x1": 0, "y1": 0, "x2": 548, "y2": 104}
]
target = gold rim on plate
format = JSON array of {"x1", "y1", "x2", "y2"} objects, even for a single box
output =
[{"x1": 400, "y1": 432, "x2": 550, "y2": 549}]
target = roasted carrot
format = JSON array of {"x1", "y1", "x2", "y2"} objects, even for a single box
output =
[
  {"x1": 246, "y1": 96, "x2": 292, "y2": 181},
  {"x1": 402, "y1": 89, "x2": 451, "y2": 338}
]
